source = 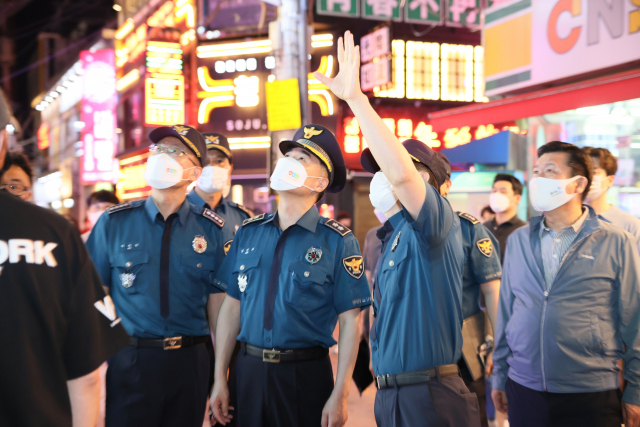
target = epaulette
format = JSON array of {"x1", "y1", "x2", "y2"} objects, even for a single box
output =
[
  {"x1": 203, "y1": 208, "x2": 225, "y2": 228},
  {"x1": 107, "y1": 202, "x2": 133, "y2": 215},
  {"x1": 324, "y1": 219, "x2": 352, "y2": 237},
  {"x1": 236, "y1": 204, "x2": 254, "y2": 218},
  {"x1": 458, "y1": 211, "x2": 479, "y2": 225},
  {"x1": 242, "y1": 213, "x2": 267, "y2": 226}
]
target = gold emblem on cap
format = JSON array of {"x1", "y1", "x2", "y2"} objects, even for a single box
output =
[
  {"x1": 303, "y1": 127, "x2": 323, "y2": 139},
  {"x1": 205, "y1": 135, "x2": 220, "y2": 144},
  {"x1": 174, "y1": 125, "x2": 190, "y2": 135},
  {"x1": 172, "y1": 125, "x2": 200, "y2": 158}
]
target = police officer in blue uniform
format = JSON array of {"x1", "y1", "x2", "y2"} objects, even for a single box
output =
[
  {"x1": 86, "y1": 125, "x2": 233, "y2": 427},
  {"x1": 209, "y1": 124, "x2": 372, "y2": 427},
  {"x1": 438, "y1": 152, "x2": 502, "y2": 427},
  {"x1": 316, "y1": 32, "x2": 480, "y2": 426},
  {"x1": 187, "y1": 132, "x2": 253, "y2": 233}
]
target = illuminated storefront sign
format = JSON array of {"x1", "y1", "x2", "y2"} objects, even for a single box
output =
[
  {"x1": 37, "y1": 122, "x2": 50, "y2": 150},
  {"x1": 117, "y1": 152, "x2": 152, "y2": 200},
  {"x1": 145, "y1": 73, "x2": 185, "y2": 125},
  {"x1": 80, "y1": 49, "x2": 118, "y2": 184}
]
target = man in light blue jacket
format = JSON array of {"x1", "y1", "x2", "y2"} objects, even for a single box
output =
[{"x1": 492, "y1": 141, "x2": 640, "y2": 427}]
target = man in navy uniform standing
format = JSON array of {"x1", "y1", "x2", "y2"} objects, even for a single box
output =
[
  {"x1": 87, "y1": 125, "x2": 233, "y2": 427},
  {"x1": 209, "y1": 123, "x2": 372, "y2": 427},
  {"x1": 187, "y1": 132, "x2": 253, "y2": 232},
  {"x1": 317, "y1": 32, "x2": 480, "y2": 426}
]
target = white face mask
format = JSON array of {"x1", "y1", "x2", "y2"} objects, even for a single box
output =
[
  {"x1": 196, "y1": 166, "x2": 229, "y2": 193},
  {"x1": 585, "y1": 175, "x2": 607, "y2": 202},
  {"x1": 87, "y1": 210, "x2": 105, "y2": 226},
  {"x1": 529, "y1": 176, "x2": 582, "y2": 212},
  {"x1": 144, "y1": 153, "x2": 196, "y2": 190},
  {"x1": 269, "y1": 157, "x2": 323, "y2": 192},
  {"x1": 369, "y1": 172, "x2": 399, "y2": 213},
  {"x1": 489, "y1": 192, "x2": 511, "y2": 213}
]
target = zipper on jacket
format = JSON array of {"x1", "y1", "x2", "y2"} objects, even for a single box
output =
[{"x1": 538, "y1": 230, "x2": 601, "y2": 392}]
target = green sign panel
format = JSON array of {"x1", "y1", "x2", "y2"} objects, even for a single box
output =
[
  {"x1": 404, "y1": 0, "x2": 441, "y2": 24},
  {"x1": 446, "y1": 0, "x2": 481, "y2": 27},
  {"x1": 316, "y1": 0, "x2": 360, "y2": 17},
  {"x1": 362, "y1": 0, "x2": 402, "y2": 21}
]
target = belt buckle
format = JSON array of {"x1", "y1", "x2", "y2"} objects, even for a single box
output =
[
  {"x1": 376, "y1": 374, "x2": 389, "y2": 389},
  {"x1": 163, "y1": 336, "x2": 182, "y2": 350},
  {"x1": 263, "y1": 349, "x2": 281, "y2": 363}
]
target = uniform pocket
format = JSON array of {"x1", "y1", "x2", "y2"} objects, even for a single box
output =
[
  {"x1": 182, "y1": 254, "x2": 217, "y2": 299},
  {"x1": 232, "y1": 254, "x2": 261, "y2": 299},
  {"x1": 379, "y1": 244, "x2": 408, "y2": 302},
  {"x1": 288, "y1": 261, "x2": 328, "y2": 295},
  {"x1": 112, "y1": 251, "x2": 150, "y2": 294}
]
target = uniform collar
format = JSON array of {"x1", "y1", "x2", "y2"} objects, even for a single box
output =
[
  {"x1": 389, "y1": 209, "x2": 404, "y2": 230},
  {"x1": 264, "y1": 206, "x2": 321, "y2": 233},
  {"x1": 145, "y1": 196, "x2": 191, "y2": 225}
]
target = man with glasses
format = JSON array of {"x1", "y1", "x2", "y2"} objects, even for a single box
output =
[
  {"x1": 86, "y1": 125, "x2": 233, "y2": 427},
  {"x1": 0, "y1": 151, "x2": 32, "y2": 201}
]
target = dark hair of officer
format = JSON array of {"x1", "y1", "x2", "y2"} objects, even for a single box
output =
[
  {"x1": 87, "y1": 189, "x2": 119, "y2": 208},
  {"x1": 493, "y1": 174, "x2": 523, "y2": 196},
  {"x1": 1, "y1": 151, "x2": 32, "y2": 180},
  {"x1": 538, "y1": 141, "x2": 593, "y2": 201},
  {"x1": 583, "y1": 147, "x2": 617, "y2": 177}
]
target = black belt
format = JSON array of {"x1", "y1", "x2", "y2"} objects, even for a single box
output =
[
  {"x1": 131, "y1": 335, "x2": 211, "y2": 350},
  {"x1": 242, "y1": 342, "x2": 328, "y2": 363},
  {"x1": 375, "y1": 364, "x2": 460, "y2": 389}
]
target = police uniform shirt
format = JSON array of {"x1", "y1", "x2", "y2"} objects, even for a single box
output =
[
  {"x1": 458, "y1": 212, "x2": 502, "y2": 319},
  {"x1": 187, "y1": 190, "x2": 251, "y2": 233},
  {"x1": 0, "y1": 191, "x2": 130, "y2": 427},
  {"x1": 214, "y1": 206, "x2": 372, "y2": 349},
  {"x1": 371, "y1": 183, "x2": 465, "y2": 376},
  {"x1": 86, "y1": 197, "x2": 233, "y2": 339}
]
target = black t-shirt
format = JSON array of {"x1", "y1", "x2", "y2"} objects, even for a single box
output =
[
  {"x1": 0, "y1": 191, "x2": 130, "y2": 427},
  {"x1": 483, "y1": 215, "x2": 528, "y2": 265}
]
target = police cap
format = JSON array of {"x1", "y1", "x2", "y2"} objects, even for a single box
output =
[
  {"x1": 148, "y1": 125, "x2": 208, "y2": 167},
  {"x1": 202, "y1": 132, "x2": 232, "y2": 162},
  {"x1": 437, "y1": 151, "x2": 452, "y2": 180},
  {"x1": 279, "y1": 124, "x2": 346, "y2": 193}
]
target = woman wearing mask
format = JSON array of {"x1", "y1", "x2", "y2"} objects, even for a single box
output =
[
  {"x1": 187, "y1": 132, "x2": 253, "y2": 233},
  {"x1": 81, "y1": 190, "x2": 120, "y2": 242}
]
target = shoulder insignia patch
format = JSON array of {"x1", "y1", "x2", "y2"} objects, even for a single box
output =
[
  {"x1": 223, "y1": 239, "x2": 233, "y2": 256},
  {"x1": 107, "y1": 202, "x2": 133, "y2": 215},
  {"x1": 343, "y1": 255, "x2": 364, "y2": 279},
  {"x1": 324, "y1": 219, "x2": 352, "y2": 237},
  {"x1": 242, "y1": 213, "x2": 266, "y2": 226},
  {"x1": 476, "y1": 238, "x2": 493, "y2": 258},
  {"x1": 458, "y1": 212, "x2": 479, "y2": 225},
  {"x1": 236, "y1": 204, "x2": 254, "y2": 218},
  {"x1": 202, "y1": 209, "x2": 225, "y2": 227}
]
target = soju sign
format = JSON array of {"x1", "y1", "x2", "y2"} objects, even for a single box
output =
[{"x1": 316, "y1": 0, "x2": 359, "y2": 17}]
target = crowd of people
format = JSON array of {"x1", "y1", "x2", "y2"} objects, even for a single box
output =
[{"x1": 2, "y1": 31, "x2": 640, "y2": 427}]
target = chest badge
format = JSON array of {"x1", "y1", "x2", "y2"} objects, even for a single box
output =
[
  {"x1": 192, "y1": 235, "x2": 207, "y2": 253},
  {"x1": 120, "y1": 272, "x2": 136, "y2": 288},
  {"x1": 476, "y1": 238, "x2": 493, "y2": 258},
  {"x1": 238, "y1": 274, "x2": 248, "y2": 292},
  {"x1": 343, "y1": 255, "x2": 364, "y2": 279},
  {"x1": 391, "y1": 231, "x2": 401, "y2": 252},
  {"x1": 305, "y1": 246, "x2": 323, "y2": 264}
]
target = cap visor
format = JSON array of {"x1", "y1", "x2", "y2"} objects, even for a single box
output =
[{"x1": 359, "y1": 148, "x2": 380, "y2": 174}]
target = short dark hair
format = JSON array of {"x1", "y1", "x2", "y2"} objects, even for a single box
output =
[
  {"x1": 1, "y1": 151, "x2": 32, "y2": 181},
  {"x1": 87, "y1": 190, "x2": 119, "y2": 208},
  {"x1": 481, "y1": 205, "x2": 494, "y2": 216},
  {"x1": 583, "y1": 147, "x2": 617, "y2": 177},
  {"x1": 538, "y1": 141, "x2": 593, "y2": 201},
  {"x1": 493, "y1": 174, "x2": 523, "y2": 196},
  {"x1": 414, "y1": 161, "x2": 439, "y2": 189}
]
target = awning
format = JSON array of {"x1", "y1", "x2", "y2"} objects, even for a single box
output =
[
  {"x1": 428, "y1": 68, "x2": 640, "y2": 133},
  {"x1": 440, "y1": 130, "x2": 526, "y2": 170}
]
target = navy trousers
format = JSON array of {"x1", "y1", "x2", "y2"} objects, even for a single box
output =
[
  {"x1": 505, "y1": 377, "x2": 622, "y2": 427},
  {"x1": 105, "y1": 343, "x2": 210, "y2": 427},
  {"x1": 233, "y1": 347, "x2": 334, "y2": 427},
  {"x1": 374, "y1": 373, "x2": 481, "y2": 427}
]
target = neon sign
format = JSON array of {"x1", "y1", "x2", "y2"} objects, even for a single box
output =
[
  {"x1": 145, "y1": 73, "x2": 185, "y2": 125},
  {"x1": 80, "y1": 49, "x2": 118, "y2": 184},
  {"x1": 37, "y1": 122, "x2": 50, "y2": 150}
]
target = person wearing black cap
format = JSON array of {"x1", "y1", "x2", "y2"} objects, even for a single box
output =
[
  {"x1": 316, "y1": 32, "x2": 479, "y2": 426},
  {"x1": 0, "y1": 90, "x2": 130, "y2": 427},
  {"x1": 209, "y1": 124, "x2": 372, "y2": 427},
  {"x1": 86, "y1": 124, "x2": 234, "y2": 427},
  {"x1": 438, "y1": 151, "x2": 502, "y2": 427},
  {"x1": 187, "y1": 132, "x2": 253, "y2": 233}
]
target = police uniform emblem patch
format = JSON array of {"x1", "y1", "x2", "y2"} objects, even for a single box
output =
[
  {"x1": 476, "y1": 238, "x2": 493, "y2": 258},
  {"x1": 202, "y1": 209, "x2": 225, "y2": 228},
  {"x1": 305, "y1": 247, "x2": 322, "y2": 264},
  {"x1": 224, "y1": 240, "x2": 233, "y2": 256},
  {"x1": 193, "y1": 236, "x2": 207, "y2": 253},
  {"x1": 303, "y1": 126, "x2": 323, "y2": 139},
  {"x1": 343, "y1": 256, "x2": 364, "y2": 279},
  {"x1": 238, "y1": 274, "x2": 248, "y2": 292},
  {"x1": 120, "y1": 272, "x2": 136, "y2": 288}
]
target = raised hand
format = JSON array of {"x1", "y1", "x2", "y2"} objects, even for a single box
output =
[{"x1": 313, "y1": 31, "x2": 363, "y2": 102}]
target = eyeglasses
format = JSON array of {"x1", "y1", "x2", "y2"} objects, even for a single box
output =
[
  {"x1": 1, "y1": 183, "x2": 31, "y2": 196},
  {"x1": 149, "y1": 144, "x2": 197, "y2": 165}
]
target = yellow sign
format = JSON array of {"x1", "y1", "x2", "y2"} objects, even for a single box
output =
[{"x1": 265, "y1": 78, "x2": 301, "y2": 132}]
